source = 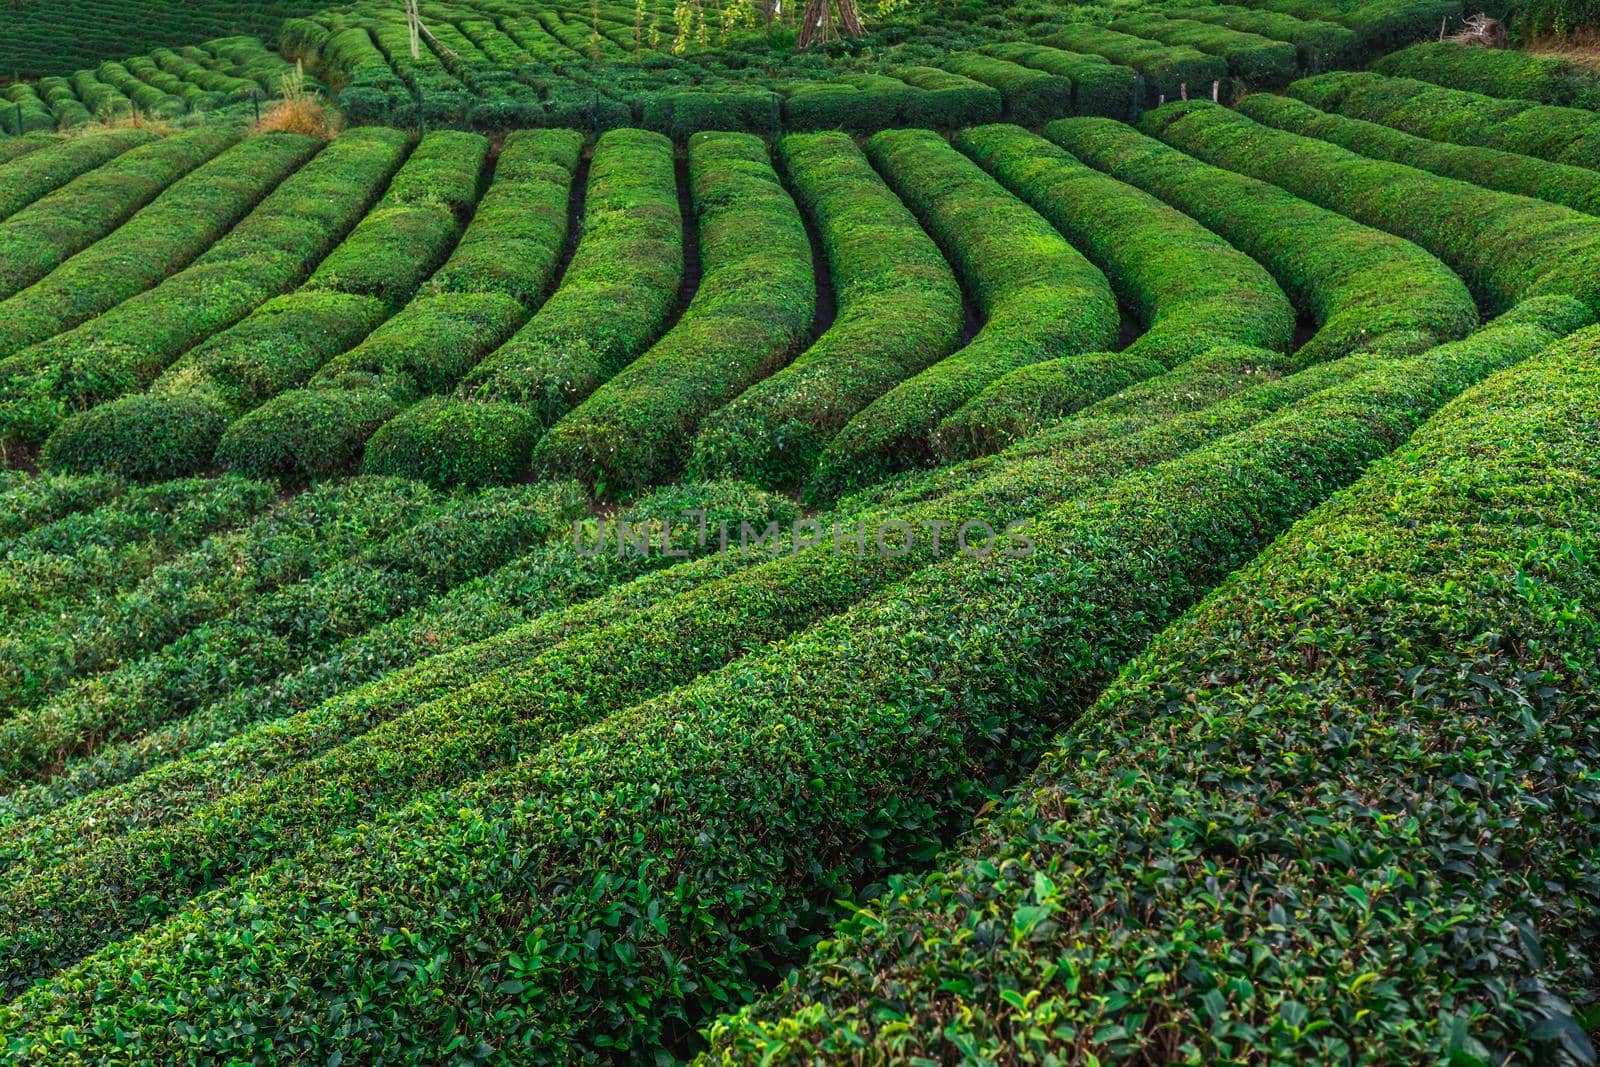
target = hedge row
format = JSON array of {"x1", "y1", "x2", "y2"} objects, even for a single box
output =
[
  {"x1": 0, "y1": 480, "x2": 588, "y2": 797},
  {"x1": 1239, "y1": 91, "x2": 1600, "y2": 216},
  {"x1": 217, "y1": 130, "x2": 583, "y2": 484},
  {"x1": 351, "y1": 129, "x2": 677, "y2": 487},
  {"x1": 780, "y1": 73, "x2": 987, "y2": 134},
  {"x1": 936, "y1": 122, "x2": 1293, "y2": 459},
  {"x1": 0, "y1": 480, "x2": 799, "y2": 837},
  {"x1": 534, "y1": 132, "x2": 814, "y2": 496},
  {"x1": 1046, "y1": 115, "x2": 1477, "y2": 367},
  {"x1": 41, "y1": 131, "x2": 490, "y2": 481},
  {"x1": 1107, "y1": 12, "x2": 1299, "y2": 86},
  {"x1": 1374, "y1": 39, "x2": 1600, "y2": 109},
  {"x1": 875, "y1": 66, "x2": 1004, "y2": 129},
  {"x1": 808, "y1": 127, "x2": 1120, "y2": 501},
  {"x1": 1166, "y1": 4, "x2": 1358, "y2": 72},
  {"x1": 1144, "y1": 100, "x2": 1600, "y2": 316},
  {"x1": 0, "y1": 477, "x2": 437, "y2": 717},
  {"x1": 0, "y1": 324, "x2": 1414, "y2": 991},
  {"x1": 0, "y1": 135, "x2": 61, "y2": 166},
  {"x1": 1228, "y1": 0, "x2": 1459, "y2": 53},
  {"x1": 0, "y1": 128, "x2": 155, "y2": 223},
  {"x1": 0, "y1": 476, "x2": 273, "y2": 644},
  {"x1": 1289, "y1": 70, "x2": 1600, "y2": 172},
  {"x1": 0, "y1": 127, "x2": 234, "y2": 306},
  {"x1": 934, "y1": 53, "x2": 1075, "y2": 127},
  {"x1": 686, "y1": 132, "x2": 963, "y2": 490},
  {"x1": 0, "y1": 131, "x2": 310, "y2": 365},
  {"x1": 975, "y1": 43, "x2": 1138, "y2": 119},
  {"x1": 6, "y1": 293, "x2": 1579, "y2": 1065},
  {"x1": 0, "y1": 128, "x2": 409, "y2": 456},
  {"x1": 706, "y1": 312, "x2": 1600, "y2": 1066},
  {"x1": 1037, "y1": 25, "x2": 1229, "y2": 103}
]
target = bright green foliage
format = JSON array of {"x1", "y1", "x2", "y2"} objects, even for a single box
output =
[
  {"x1": 0, "y1": 132, "x2": 309, "y2": 365},
  {"x1": 1143, "y1": 100, "x2": 1600, "y2": 315},
  {"x1": 1240, "y1": 91, "x2": 1600, "y2": 216},
  {"x1": 704, "y1": 307, "x2": 1600, "y2": 1066},
  {"x1": 0, "y1": 127, "x2": 236, "y2": 307},
  {"x1": 225, "y1": 129, "x2": 584, "y2": 483},
  {"x1": 1164, "y1": 4, "x2": 1357, "y2": 72},
  {"x1": 809, "y1": 127, "x2": 1119, "y2": 501},
  {"x1": 363, "y1": 128, "x2": 673, "y2": 487},
  {"x1": 0, "y1": 128, "x2": 156, "y2": 223},
  {"x1": 0, "y1": 473, "x2": 125, "y2": 546},
  {"x1": 535, "y1": 131, "x2": 814, "y2": 496},
  {"x1": 890, "y1": 66, "x2": 1005, "y2": 127},
  {"x1": 0, "y1": 128, "x2": 409, "y2": 455},
  {"x1": 1047, "y1": 115, "x2": 1477, "y2": 364},
  {"x1": 935, "y1": 121, "x2": 1293, "y2": 459},
  {"x1": 1290, "y1": 70, "x2": 1600, "y2": 172},
  {"x1": 1375, "y1": 40, "x2": 1600, "y2": 109},
  {"x1": 688, "y1": 132, "x2": 963, "y2": 490},
  {"x1": 1108, "y1": 12, "x2": 1299, "y2": 85}
]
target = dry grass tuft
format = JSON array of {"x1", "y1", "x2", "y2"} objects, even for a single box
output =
[
  {"x1": 256, "y1": 61, "x2": 339, "y2": 139},
  {"x1": 1529, "y1": 28, "x2": 1600, "y2": 70}
]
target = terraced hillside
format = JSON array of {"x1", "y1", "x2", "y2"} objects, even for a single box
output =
[{"x1": 0, "y1": 11, "x2": 1597, "y2": 1067}]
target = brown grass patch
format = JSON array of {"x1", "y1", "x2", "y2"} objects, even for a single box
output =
[
  {"x1": 255, "y1": 61, "x2": 339, "y2": 139},
  {"x1": 1528, "y1": 28, "x2": 1600, "y2": 70}
]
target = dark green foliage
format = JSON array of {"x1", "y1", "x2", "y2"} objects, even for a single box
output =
[
  {"x1": 217, "y1": 386, "x2": 406, "y2": 481},
  {"x1": 687, "y1": 132, "x2": 963, "y2": 490},
  {"x1": 885, "y1": 66, "x2": 1004, "y2": 128},
  {"x1": 1375, "y1": 40, "x2": 1600, "y2": 109},
  {"x1": 640, "y1": 90, "x2": 781, "y2": 141},
  {"x1": 0, "y1": 128, "x2": 408, "y2": 454},
  {"x1": 808, "y1": 127, "x2": 1119, "y2": 501},
  {"x1": 534, "y1": 131, "x2": 813, "y2": 496},
  {"x1": 1239, "y1": 91, "x2": 1600, "y2": 215},
  {"x1": 1143, "y1": 100, "x2": 1600, "y2": 315},
  {"x1": 0, "y1": 128, "x2": 155, "y2": 223},
  {"x1": 1046, "y1": 114, "x2": 1478, "y2": 364},
  {"x1": 1167, "y1": 4, "x2": 1357, "y2": 72},
  {"x1": 705, "y1": 308, "x2": 1600, "y2": 1066},
  {"x1": 0, "y1": 127, "x2": 236, "y2": 306},
  {"x1": 38, "y1": 394, "x2": 232, "y2": 483},
  {"x1": 977, "y1": 43, "x2": 1139, "y2": 118},
  {"x1": 936, "y1": 53, "x2": 1075, "y2": 126},
  {"x1": 0, "y1": 472, "x2": 125, "y2": 545},
  {"x1": 1108, "y1": 12, "x2": 1300, "y2": 85},
  {"x1": 1290, "y1": 70, "x2": 1600, "y2": 171},
  {"x1": 3, "y1": 296, "x2": 1573, "y2": 1064},
  {"x1": 1039, "y1": 24, "x2": 1229, "y2": 102}
]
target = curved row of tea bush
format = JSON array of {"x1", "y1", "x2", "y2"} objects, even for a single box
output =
[
  {"x1": 0, "y1": 481, "x2": 798, "y2": 836},
  {"x1": 1238, "y1": 91, "x2": 1600, "y2": 216},
  {"x1": 1144, "y1": 100, "x2": 1600, "y2": 316},
  {"x1": 358, "y1": 128, "x2": 680, "y2": 487},
  {"x1": 1037, "y1": 24, "x2": 1230, "y2": 102},
  {"x1": 1374, "y1": 39, "x2": 1600, "y2": 109},
  {"x1": 809, "y1": 127, "x2": 1119, "y2": 502},
  {"x1": 1046, "y1": 115, "x2": 1477, "y2": 367},
  {"x1": 1289, "y1": 70, "x2": 1600, "y2": 172},
  {"x1": 0, "y1": 472, "x2": 124, "y2": 546},
  {"x1": 0, "y1": 129, "x2": 155, "y2": 223},
  {"x1": 0, "y1": 128, "x2": 410, "y2": 456},
  {"x1": 1163, "y1": 3, "x2": 1357, "y2": 71},
  {"x1": 934, "y1": 53, "x2": 1075, "y2": 127},
  {"x1": 1227, "y1": 0, "x2": 1457, "y2": 53},
  {"x1": 705, "y1": 310, "x2": 1600, "y2": 1066},
  {"x1": 0, "y1": 132, "x2": 304, "y2": 366},
  {"x1": 0, "y1": 127, "x2": 235, "y2": 308},
  {"x1": 41, "y1": 131, "x2": 490, "y2": 481},
  {"x1": 0, "y1": 480, "x2": 587, "y2": 795},
  {"x1": 1107, "y1": 13, "x2": 1299, "y2": 86},
  {"x1": 0, "y1": 477, "x2": 437, "y2": 716},
  {"x1": 686, "y1": 132, "x2": 963, "y2": 491},
  {"x1": 534, "y1": 132, "x2": 813, "y2": 496},
  {"x1": 975, "y1": 44, "x2": 1139, "y2": 119},
  {"x1": 220, "y1": 129, "x2": 584, "y2": 484},
  {"x1": 4, "y1": 295, "x2": 1578, "y2": 1062},
  {"x1": 0, "y1": 324, "x2": 1409, "y2": 987},
  {"x1": 935, "y1": 121, "x2": 1293, "y2": 459}
]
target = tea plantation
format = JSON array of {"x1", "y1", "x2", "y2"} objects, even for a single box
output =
[{"x1": 0, "y1": 0, "x2": 1596, "y2": 1061}]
